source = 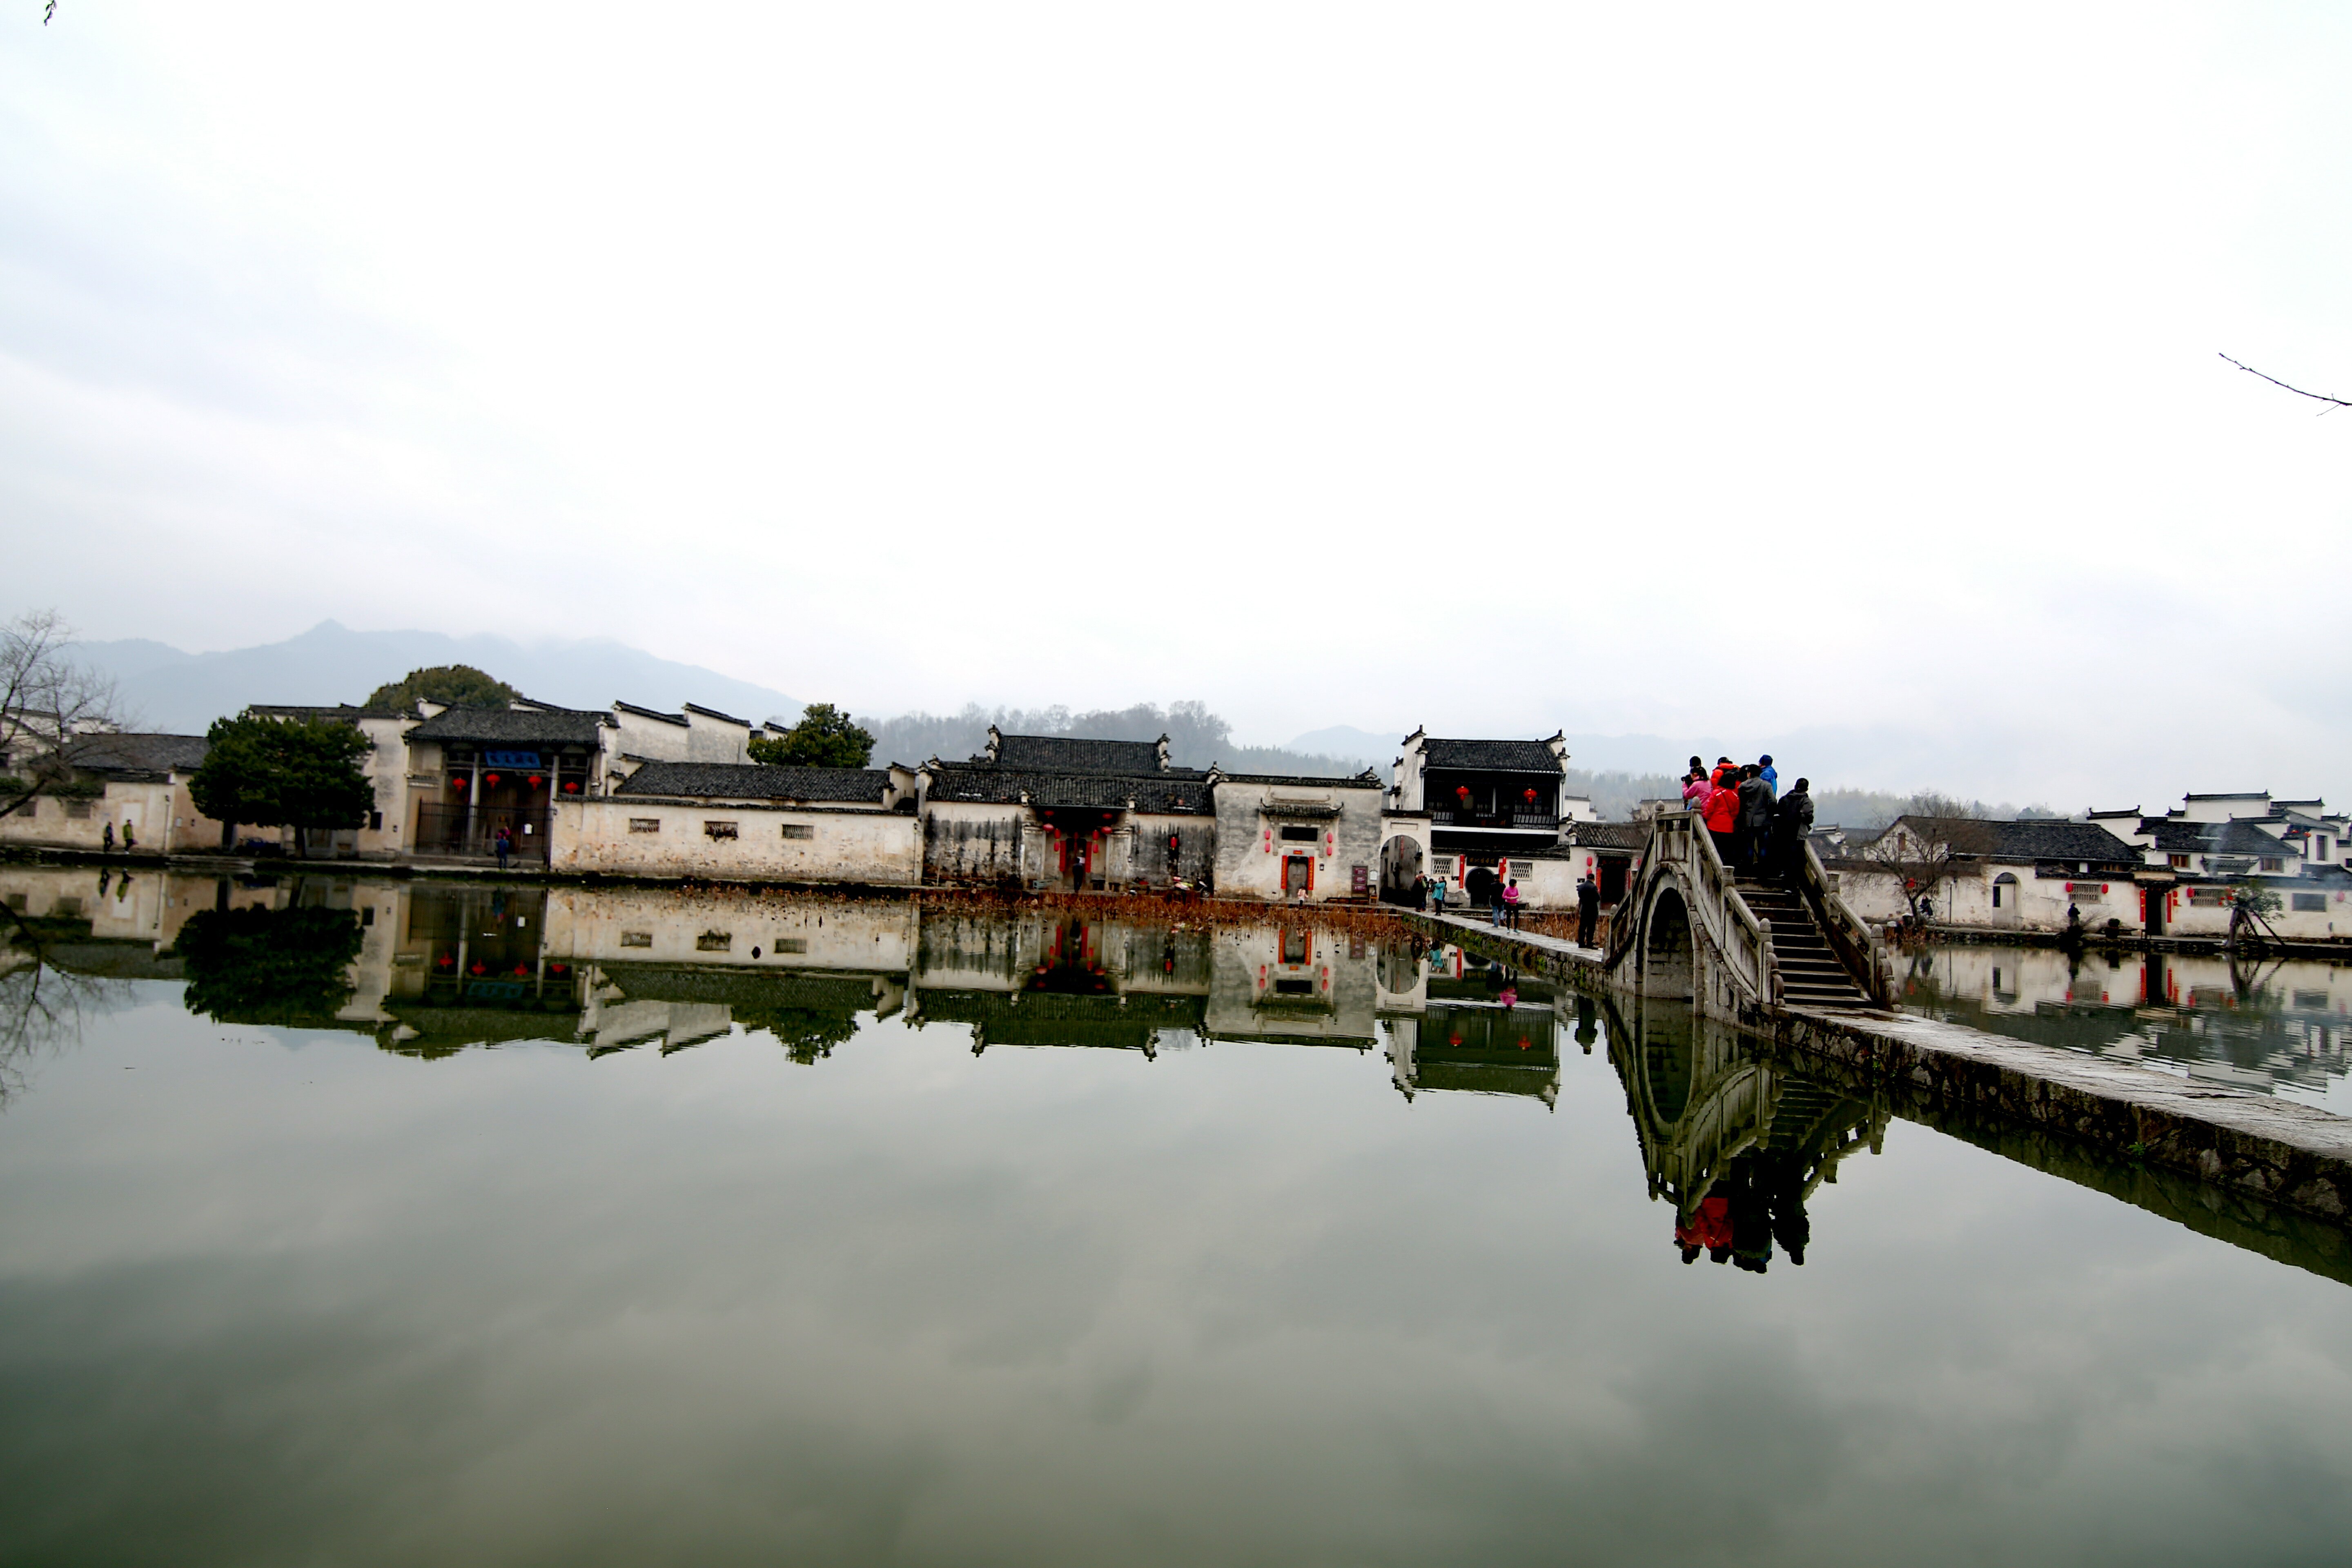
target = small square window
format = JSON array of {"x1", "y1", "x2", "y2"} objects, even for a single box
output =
[
  {"x1": 629, "y1": 818, "x2": 662, "y2": 834},
  {"x1": 780, "y1": 823, "x2": 813, "y2": 840},
  {"x1": 776, "y1": 938, "x2": 808, "y2": 954},
  {"x1": 620, "y1": 931, "x2": 653, "y2": 948},
  {"x1": 704, "y1": 821, "x2": 739, "y2": 841},
  {"x1": 696, "y1": 930, "x2": 733, "y2": 951}
]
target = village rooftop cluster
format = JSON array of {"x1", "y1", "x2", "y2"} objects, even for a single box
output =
[{"x1": 3, "y1": 691, "x2": 2347, "y2": 942}]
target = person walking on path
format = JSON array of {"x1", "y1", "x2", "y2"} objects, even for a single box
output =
[
  {"x1": 121, "y1": 821, "x2": 135, "y2": 852},
  {"x1": 1503, "y1": 878, "x2": 1522, "y2": 930},
  {"x1": 1703, "y1": 773, "x2": 1741, "y2": 864},
  {"x1": 1430, "y1": 875, "x2": 1447, "y2": 920},
  {"x1": 1577, "y1": 873, "x2": 1600, "y2": 948},
  {"x1": 1490, "y1": 875, "x2": 1507, "y2": 927},
  {"x1": 1772, "y1": 777, "x2": 1814, "y2": 879},
  {"x1": 494, "y1": 825, "x2": 511, "y2": 872},
  {"x1": 102, "y1": 820, "x2": 115, "y2": 854}
]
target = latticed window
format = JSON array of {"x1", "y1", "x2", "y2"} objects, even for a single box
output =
[
  {"x1": 629, "y1": 818, "x2": 661, "y2": 834},
  {"x1": 704, "y1": 821, "x2": 739, "y2": 840},
  {"x1": 780, "y1": 823, "x2": 813, "y2": 840}
]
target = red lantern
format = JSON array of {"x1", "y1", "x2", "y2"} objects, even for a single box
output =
[
  {"x1": 484, "y1": 773, "x2": 501, "y2": 788},
  {"x1": 1455, "y1": 785, "x2": 1470, "y2": 800},
  {"x1": 562, "y1": 780, "x2": 579, "y2": 793},
  {"x1": 1524, "y1": 788, "x2": 1537, "y2": 804},
  {"x1": 528, "y1": 774, "x2": 543, "y2": 788}
]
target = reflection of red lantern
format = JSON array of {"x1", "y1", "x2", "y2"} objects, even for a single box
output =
[
  {"x1": 450, "y1": 777, "x2": 466, "y2": 792},
  {"x1": 437, "y1": 953, "x2": 453, "y2": 968},
  {"x1": 484, "y1": 773, "x2": 501, "y2": 788},
  {"x1": 512, "y1": 963, "x2": 529, "y2": 976},
  {"x1": 469, "y1": 961, "x2": 486, "y2": 976}
]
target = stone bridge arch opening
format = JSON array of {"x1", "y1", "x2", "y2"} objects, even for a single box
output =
[{"x1": 1644, "y1": 886, "x2": 1695, "y2": 1002}]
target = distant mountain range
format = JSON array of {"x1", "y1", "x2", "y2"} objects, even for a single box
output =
[{"x1": 73, "y1": 622, "x2": 803, "y2": 736}]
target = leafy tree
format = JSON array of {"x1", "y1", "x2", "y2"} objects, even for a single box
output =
[
  {"x1": 189, "y1": 715, "x2": 374, "y2": 857},
  {"x1": 175, "y1": 906, "x2": 364, "y2": 1027},
  {"x1": 749, "y1": 703, "x2": 874, "y2": 768},
  {"x1": 365, "y1": 664, "x2": 519, "y2": 712}
]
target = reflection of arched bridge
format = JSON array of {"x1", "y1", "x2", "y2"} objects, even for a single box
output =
[
  {"x1": 1601, "y1": 813, "x2": 1894, "y2": 1022},
  {"x1": 1605, "y1": 993, "x2": 1886, "y2": 1271}
]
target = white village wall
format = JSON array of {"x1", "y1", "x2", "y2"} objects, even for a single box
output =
[
  {"x1": 922, "y1": 800, "x2": 1030, "y2": 885},
  {"x1": 1211, "y1": 781, "x2": 1384, "y2": 902},
  {"x1": 551, "y1": 798, "x2": 920, "y2": 884}
]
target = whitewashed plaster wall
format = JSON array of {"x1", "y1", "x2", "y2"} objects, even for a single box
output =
[{"x1": 550, "y1": 798, "x2": 920, "y2": 884}]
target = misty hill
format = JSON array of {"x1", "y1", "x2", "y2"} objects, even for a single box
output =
[
  {"x1": 864, "y1": 702, "x2": 1372, "y2": 777},
  {"x1": 72, "y1": 621, "x2": 802, "y2": 735}
]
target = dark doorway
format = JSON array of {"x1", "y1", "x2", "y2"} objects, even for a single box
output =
[
  {"x1": 2145, "y1": 883, "x2": 2166, "y2": 936},
  {"x1": 1283, "y1": 855, "x2": 1312, "y2": 895},
  {"x1": 1598, "y1": 857, "x2": 1630, "y2": 904}
]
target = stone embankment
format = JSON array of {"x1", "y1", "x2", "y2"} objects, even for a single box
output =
[{"x1": 1410, "y1": 911, "x2": 2352, "y2": 1234}]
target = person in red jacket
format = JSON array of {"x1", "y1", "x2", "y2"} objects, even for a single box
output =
[{"x1": 1703, "y1": 778, "x2": 1741, "y2": 864}]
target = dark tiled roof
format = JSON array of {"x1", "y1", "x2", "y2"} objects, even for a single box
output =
[
  {"x1": 1212, "y1": 771, "x2": 1382, "y2": 788},
  {"x1": 681, "y1": 703, "x2": 750, "y2": 726},
  {"x1": 616, "y1": 762, "x2": 890, "y2": 804},
  {"x1": 245, "y1": 704, "x2": 403, "y2": 723},
  {"x1": 987, "y1": 734, "x2": 1167, "y2": 775},
  {"x1": 408, "y1": 706, "x2": 608, "y2": 746},
  {"x1": 2136, "y1": 818, "x2": 2302, "y2": 860},
  {"x1": 70, "y1": 733, "x2": 211, "y2": 776},
  {"x1": 1571, "y1": 822, "x2": 1652, "y2": 850},
  {"x1": 926, "y1": 764, "x2": 1212, "y2": 815},
  {"x1": 1899, "y1": 816, "x2": 2141, "y2": 864},
  {"x1": 613, "y1": 702, "x2": 688, "y2": 726},
  {"x1": 1422, "y1": 738, "x2": 1561, "y2": 773}
]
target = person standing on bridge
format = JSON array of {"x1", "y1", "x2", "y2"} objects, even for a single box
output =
[
  {"x1": 1503, "y1": 878, "x2": 1522, "y2": 930},
  {"x1": 1682, "y1": 764, "x2": 1712, "y2": 811},
  {"x1": 1577, "y1": 873, "x2": 1600, "y2": 948},
  {"x1": 1735, "y1": 764, "x2": 1774, "y2": 872},
  {"x1": 1703, "y1": 773, "x2": 1741, "y2": 864},
  {"x1": 1430, "y1": 874, "x2": 1447, "y2": 919},
  {"x1": 1773, "y1": 778, "x2": 1814, "y2": 880},
  {"x1": 1758, "y1": 754, "x2": 1779, "y2": 796}
]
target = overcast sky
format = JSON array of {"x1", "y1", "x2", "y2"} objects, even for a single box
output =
[{"x1": 4, "y1": 4, "x2": 2348, "y2": 806}]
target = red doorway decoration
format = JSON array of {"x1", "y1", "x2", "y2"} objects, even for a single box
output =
[{"x1": 1455, "y1": 785, "x2": 1470, "y2": 801}]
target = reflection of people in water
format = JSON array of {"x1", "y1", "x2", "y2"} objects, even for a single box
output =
[
  {"x1": 1675, "y1": 1193, "x2": 1733, "y2": 1264},
  {"x1": 1674, "y1": 1151, "x2": 1811, "y2": 1273},
  {"x1": 1574, "y1": 996, "x2": 1597, "y2": 1054}
]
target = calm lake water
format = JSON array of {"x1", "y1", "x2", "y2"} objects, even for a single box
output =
[
  {"x1": 1893, "y1": 942, "x2": 2352, "y2": 1111},
  {"x1": 5, "y1": 867, "x2": 2352, "y2": 1566}
]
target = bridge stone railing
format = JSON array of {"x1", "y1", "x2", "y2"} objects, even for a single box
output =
[{"x1": 1608, "y1": 810, "x2": 1781, "y2": 1018}]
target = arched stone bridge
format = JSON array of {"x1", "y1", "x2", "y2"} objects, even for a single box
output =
[{"x1": 1601, "y1": 811, "x2": 1893, "y2": 1022}]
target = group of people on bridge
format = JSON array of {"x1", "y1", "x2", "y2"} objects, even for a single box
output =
[{"x1": 1682, "y1": 754, "x2": 1813, "y2": 880}]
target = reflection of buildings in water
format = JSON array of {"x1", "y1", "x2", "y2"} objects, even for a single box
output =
[
  {"x1": 1899, "y1": 943, "x2": 2352, "y2": 1097},
  {"x1": 1607, "y1": 995, "x2": 1884, "y2": 1275},
  {"x1": 1381, "y1": 941, "x2": 1564, "y2": 1107},
  {"x1": 909, "y1": 915, "x2": 1212, "y2": 1056},
  {"x1": 1203, "y1": 926, "x2": 1379, "y2": 1050}
]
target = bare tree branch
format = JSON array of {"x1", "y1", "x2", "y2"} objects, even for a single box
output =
[
  {"x1": 2219, "y1": 353, "x2": 2352, "y2": 412},
  {"x1": 0, "y1": 609, "x2": 128, "y2": 823}
]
